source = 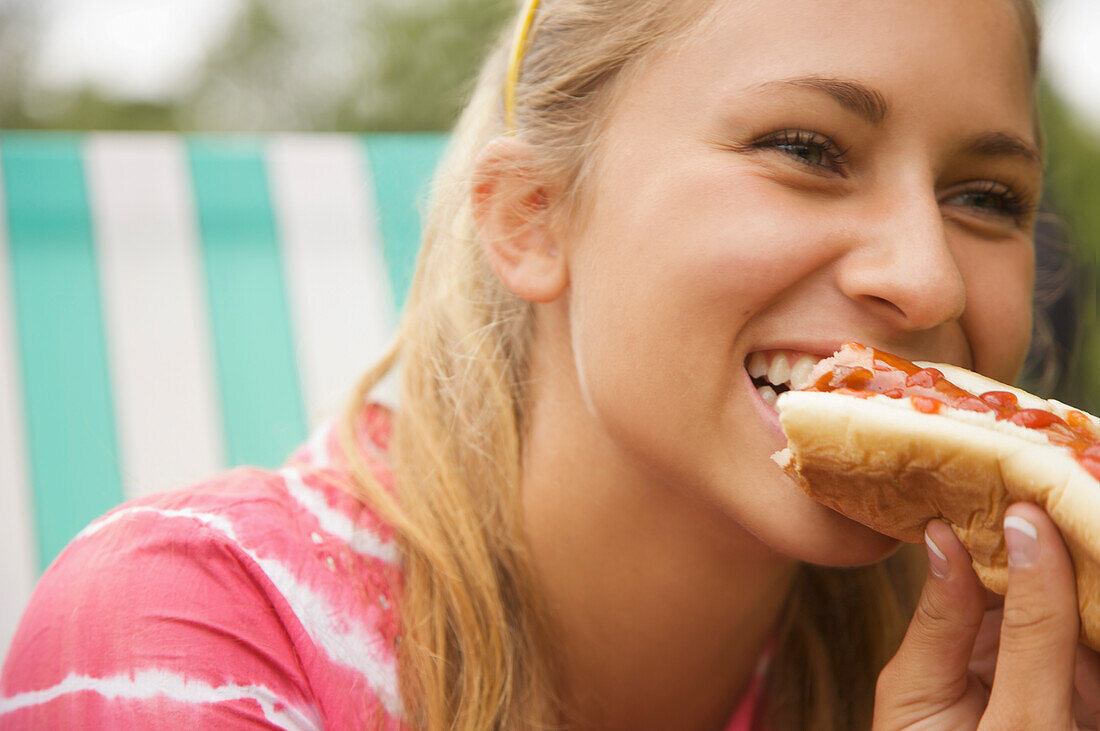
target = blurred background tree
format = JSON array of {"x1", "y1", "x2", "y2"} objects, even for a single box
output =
[
  {"x1": 1039, "y1": 87, "x2": 1100, "y2": 413},
  {"x1": 0, "y1": 0, "x2": 513, "y2": 133},
  {"x1": 0, "y1": 0, "x2": 1096, "y2": 412}
]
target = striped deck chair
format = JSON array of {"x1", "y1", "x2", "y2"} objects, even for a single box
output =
[{"x1": 0, "y1": 132, "x2": 447, "y2": 657}]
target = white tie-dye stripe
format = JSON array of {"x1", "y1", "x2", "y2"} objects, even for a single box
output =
[
  {"x1": 75, "y1": 505, "x2": 201, "y2": 542},
  {"x1": 76, "y1": 506, "x2": 404, "y2": 718},
  {"x1": 279, "y1": 467, "x2": 399, "y2": 564},
  {"x1": 0, "y1": 669, "x2": 320, "y2": 730}
]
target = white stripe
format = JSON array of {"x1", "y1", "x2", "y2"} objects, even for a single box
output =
[
  {"x1": 0, "y1": 670, "x2": 320, "y2": 730},
  {"x1": 266, "y1": 134, "x2": 396, "y2": 428},
  {"x1": 77, "y1": 505, "x2": 403, "y2": 717},
  {"x1": 85, "y1": 133, "x2": 225, "y2": 500},
  {"x1": 0, "y1": 151, "x2": 39, "y2": 660},
  {"x1": 278, "y1": 466, "x2": 399, "y2": 564},
  {"x1": 305, "y1": 420, "x2": 332, "y2": 468}
]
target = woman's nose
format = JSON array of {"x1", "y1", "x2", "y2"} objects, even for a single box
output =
[{"x1": 834, "y1": 185, "x2": 967, "y2": 332}]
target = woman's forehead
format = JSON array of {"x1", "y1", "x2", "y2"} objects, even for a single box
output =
[{"x1": 612, "y1": 0, "x2": 1036, "y2": 133}]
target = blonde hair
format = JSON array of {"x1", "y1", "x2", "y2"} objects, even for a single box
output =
[{"x1": 340, "y1": 1, "x2": 1042, "y2": 728}]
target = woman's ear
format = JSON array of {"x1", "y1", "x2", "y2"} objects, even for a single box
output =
[{"x1": 472, "y1": 137, "x2": 569, "y2": 303}]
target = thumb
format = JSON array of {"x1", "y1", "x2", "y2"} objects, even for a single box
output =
[
  {"x1": 982, "y1": 502, "x2": 1078, "y2": 728},
  {"x1": 875, "y1": 519, "x2": 988, "y2": 726}
]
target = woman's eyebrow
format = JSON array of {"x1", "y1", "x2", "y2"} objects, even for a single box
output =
[
  {"x1": 955, "y1": 131, "x2": 1044, "y2": 171},
  {"x1": 747, "y1": 76, "x2": 1042, "y2": 170},
  {"x1": 748, "y1": 76, "x2": 889, "y2": 125}
]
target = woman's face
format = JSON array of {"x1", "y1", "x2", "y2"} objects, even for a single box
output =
[{"x1": 559, "y1": 0, "x2": 1040, "y2": 565}]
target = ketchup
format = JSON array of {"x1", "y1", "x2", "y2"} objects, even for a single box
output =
[
  {"x1": 905, "y1": 368, "x2": 943, "y2": 389},
  {"x1": 1010, "y1": 409, "x2": 1066, "y2": 430},
  {"x1": 807, "y1": 342, "x2": 1100, "y2": 479},
  {"x1": 981, "y1": 391, "x2": 1018, "y2": 410},
  {"x1": 911, "y1": 396, "x2": 941, "y2": 414}
]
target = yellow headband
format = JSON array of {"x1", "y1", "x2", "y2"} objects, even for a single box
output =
[{"x1": 504, "y1": 0, "x2": 541, "y2": 133}]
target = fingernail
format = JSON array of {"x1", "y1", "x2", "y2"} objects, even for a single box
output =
[
  {"x1": 925, "y1": 529, "x2": 949, "y2": 579},
  {"x1": 1005, "y1": 515, "x2": 1039, "y2": 568}
]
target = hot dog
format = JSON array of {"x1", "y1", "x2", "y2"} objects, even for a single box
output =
[{"x1": 772, "y1": 342, "x2": 1100, "y2": 649}]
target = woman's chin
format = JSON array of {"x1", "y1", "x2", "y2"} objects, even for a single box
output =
[{"x1": 765, "y1": 502, "x2": 906, "y2": 568}]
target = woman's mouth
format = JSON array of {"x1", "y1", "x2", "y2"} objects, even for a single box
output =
[{"x1": 745, "y1": 350, "x2": 822, "y2": 408}]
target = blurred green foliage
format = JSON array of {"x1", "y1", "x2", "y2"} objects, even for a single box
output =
[
  {"x1": 1038, "y1": 87, "x2": 1100, "y2": 413},
  {"x1": 0, "y1": 0, "x2": 513, "y2": 133},
  {"x1": 0, "y1": 0, "x2": 1097, "y2": 410},
  {"x1": 355, "y1": 0, "x2": 514, "y2": 130}
]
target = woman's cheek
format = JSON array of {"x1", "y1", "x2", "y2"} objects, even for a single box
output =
[
  {"x1": 956, "y1": 241, "x2": 1034, "y2": 381},
  {"x1": 972, "y1": 300, "x2": 1033, "y2": 383}
]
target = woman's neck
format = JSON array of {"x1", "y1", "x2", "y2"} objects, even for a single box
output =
[{"x1": 521, "y1": 386, "x2": 798, "y2": 730}]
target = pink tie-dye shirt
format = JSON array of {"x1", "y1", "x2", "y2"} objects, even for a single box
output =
[{"x1": 0, "y1": 404, "x2": 766, "y2": 729}]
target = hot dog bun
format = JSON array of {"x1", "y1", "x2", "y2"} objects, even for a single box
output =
[{"x1": 771, "y1": 344, "x2": 1100, "y2": 649}]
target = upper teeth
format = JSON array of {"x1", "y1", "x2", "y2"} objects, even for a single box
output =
[
  {"x1": 769, "y1": 354, "x2": 791, "y2": 385},
  {"x1": 789, "y1": 355, "x2": 816, "y2": 388},
  {"x1": 747, "y1": 351, "x2": 820, "y2": 389},
  {"x1": 748, "y1": 352, "x2": 768, "y2": 378}
]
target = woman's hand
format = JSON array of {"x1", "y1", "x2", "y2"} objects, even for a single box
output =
[{"x1": 874, "y1": 503, "x2": 1100, "y2": 730}]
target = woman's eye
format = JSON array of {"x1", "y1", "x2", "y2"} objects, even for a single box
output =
[
  {"x1": 780, "y1": 143, "x2": 827, "y2": 168},
  {"x1": 752, "y1": 130, "x2": 849, "y2": 174},
  {"x1": 945, "y1": 181, "x2": 1035, "y2": 225},
  {"x1": 958, "y1": 191, "x2": 1005, "y2": 212}
]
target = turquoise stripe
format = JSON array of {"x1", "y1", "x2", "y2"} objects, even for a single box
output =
[
  {"x1": 364, "y1": 134, "x2": 448, "y2": 310},
  {"x1": 1, "y1": 133, "x2": 124, "y2": 571},
  {"x1": 187, "y1": 138, "x2": 306, "y2": 468}
]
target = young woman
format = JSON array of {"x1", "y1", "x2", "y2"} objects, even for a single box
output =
[{"x1": 4, "y1": 0, "x2": 1097, "y2": 729}]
